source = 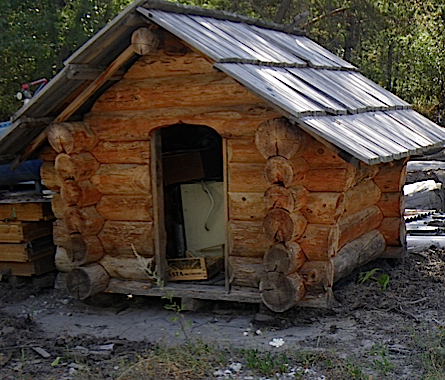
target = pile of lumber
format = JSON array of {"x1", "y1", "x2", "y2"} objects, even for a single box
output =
[{"x1": 0, "y1": 201, "x2": 55, "y2": 276}]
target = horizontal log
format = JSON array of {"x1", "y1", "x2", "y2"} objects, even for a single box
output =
[
  {"x1": 263, "y1": 209, "x2": 307, "y2": 243},
  {"x1": 37, "y1": 145, "x2": 58, "y2": 161},
  {"x1": 0, "y1": 202, "x2": 53, "y2": 222},
  {"x1": 64, "y1": 206, "x2": 105, "y2": 236},
  {"x1": 301, "y1": 167, "x2": 356, "y2": 192},
  {"x1": 91, "y1": 141, "x2": 150, "y2": 164},
  {"x1": 55, "y1": 246, "x2": 75, "y2": 273},
  {"x1": 229, "y1": 192, "x2": 265, "y2": 221},
  {"x1": 227, "y1": 138, "x2": 264, "y2": 163},
  {"x1": 47, "y1": 122, "x2": 98, "y2": 154},
  {"x1": 228, "y1": 256, "x2": 265, "y2": 288},
  {"x1": 90, "y1": 164, "x2": 150, "y2": 195},
  {"x1": 66, "y1": 263, "x2": 110, "y2": 300},
  {"x1": 290, "y1": 185, "x2": 309, "y2": 210},
  {"x1": 264, "y1": 185, "x2": 294, "y2": 212},
  {"x1": 96, "y1": 195, "x2": 152, "y2": 221},
  {"x1": 92, "y1": 73, "x2": 261, "y2": 112},
  {"x1": 301, "y1": 138, "x2": 349, "y2": 168},
  {"x1": 100, "y1": 254, "x2": 155, "y2": 281},
  {"x1": 380, "y1": 245, "x2": 406, "y2": 259},
  {"x1": 40, "y1": 161, "x2": 61, "y2": 191},
  {"x1": 343, "y1": 180, "x2": 381, "y2": 218},
  {"x1": 131, "y1": 27, "x2": 158, "y2": 55},
  {"x1": 98, "y1": 221, "x2": 154, "y2": 256},
  {"x1": 353, "y1": 162, "x2": 380, "y2": 185},
  {"x1": 124, "y1": 48, "x2": 214, "y2": 79},
  {"x1": 51, "y1": 193, "x2": 69, "y2": 219},
  {"x1": 378, "y1": 217, "x2": 405, "y2": 246},
  {"x1": 299, "y1": 261, "x2": 333, "y2": 293},
  {"x1": 228, "y1": 220, "x2": 270, "y2": 257},
  {"x1": 228, "y1": 162, "x2": 267, "y2": 192},
  {"x1": 53, "y1": 219, "x2": 68, "y2": 246},
  {"x1": 338, "y1": 206, "x2": 383, "y2": 249},
  {"x1": 297, "y1": 224, "x2": 339, "y2": 261},
  {"x1": 63, "y1": 234, "x2": 105, "y2": 266},
  {"x1": 373, "y1": 159, "x2": 407, "y2": 192},
  {"x1": 333, "y1": 230, "x2": 386, "y2": 282},
  {"x1": 301, "y1": 192, "x2": 344, "y2": 225},
  {"x1": 264, "y1": 156, "x2": 309, "y2": 186},
  {"x1": 263, "y1": 242, "x2": 306, "y2": 274},
  {"x1": 60, "y1": 179, "x2": 102, "y2": 207},
  {"x1": 376, "y1": 192, "x2": 405, "y2": 217},
  {"x1": 55, "y1": 152, "x2": 100, "y2": 181}
]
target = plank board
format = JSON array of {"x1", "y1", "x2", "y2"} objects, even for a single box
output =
[
  {"x1": 0, "y1": 221, "x2": 52, "y2": 243},
  {"x1": 0, "y1": 236, "x2": 55, "y2": 262},
  {"x1": 0, "y1": 252, "x2": 56, "y2": 276},
  {"x1": 0, "y1": 203, "x2": 53, "y2": 222}
]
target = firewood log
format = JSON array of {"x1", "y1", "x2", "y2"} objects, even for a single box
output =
[
  {"x1": 263, "y1": 209, "x2": 307, "y2": 243},
  {"x1": 131, "y1": 27, "x2": 159, "y2": 55},
  {"x1": 61, "y1": 179, "x2": 102, "y2": 207},
  {"x1": 333, "y1": 230, "x2": 386, "y2": 281},
  {"x1": 63, "y1": 234, "x2": 105, "y2": 266},
  {"x1": 100, "y1": 254, "x2": 154, "y2": 281},
  {"x1": 66, "y1": 263, "x2": 110, "y2": 300},
  {"x1": 92, "y1": 140, "x2": 150, "y2": 164},
  {"x1": 260, "y1": 271, "x2": 306, "y2": 312},
  {"x1": 343, "y1": 180, "x2": 381, "y2": 218},
  {"x1": 297, "y1": 224, "x2": 339, "y2": 261},
  {"x1": 64, "y1": 206, "x2": 105, "y2": 236},
  {"x1": 47, "y1": 122, "x2": 98, "y2": 154},
  {"x1": 301, "y1": 192, "x2": 345, "y2": 224},
  {"x1": 40, "y1": 161, "x2": 61, "y2": 191},
  {"x1": 264, "y1": 156, "x2": 309, "y2": 186},
  {"x1": 96, "y1": 195, "x2": 152, "y2": 221},
  {"x1": 228, "y1": 256, "x2": 264, "y2": 287},
  {"x1": 263, "y1": 242, "x2": 306, "y2": 274}
]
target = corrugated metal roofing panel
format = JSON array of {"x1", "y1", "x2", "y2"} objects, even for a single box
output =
[{"x1": 299, "y1": 111, "x2": 445, "y2": 164}]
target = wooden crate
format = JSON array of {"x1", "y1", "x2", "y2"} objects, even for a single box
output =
[
  {"x1": 0, "y1": 221, "x2": 52, "y2": 243},
  {"x1": 0, "y1": 236, "x2": 55, "y2": 262},
  {"x1": 0, "y1": 252, "x2": 56, "y2": 276},
  {"x1": 167, "y1": 257, "x2": 223, "y2": 281},
  {"x1": 0, "y1": 202, "x2": 53, "y2": 222}
]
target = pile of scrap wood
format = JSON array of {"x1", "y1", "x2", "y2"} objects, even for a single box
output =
[{"x1": 0, "y1": 197, "x2": 55, "y2": 276}]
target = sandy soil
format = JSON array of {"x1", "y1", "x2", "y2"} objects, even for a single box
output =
[{"x1": 1, "y1": 248, "x2": 445, "y2": 379}]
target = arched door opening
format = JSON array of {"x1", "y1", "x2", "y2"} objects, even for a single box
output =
[{"x1": 159, "y1": 124, "x2": 225, "y2": 285}]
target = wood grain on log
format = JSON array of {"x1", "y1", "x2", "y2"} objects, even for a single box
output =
[
  {"x1": 378, "y1": 217, "x2": 405, "y2": 246},
  {"x1": 92, "y1": 140, "x2": 150, "y2": 164},
  {"x1": 131, "y1": 27, "x2": 159, "y2": 55},
  {"x1": 51, "y1": 193, "x2": 68, "y2": 219},
  {"x1": 302, "y1": 167, "x2": 356, "y2": 192},
  {"x1": 96, "y1": 195, "x2": 152, "y2": 221},
  {"x1": 228, "y1": 220, "x2": 270, "y2": 257},
  {"x1": 55, "y1": 246, "x2": 75, "y2": 273},
  {"x1": 98, "y1": 221, "x2": 154, "y2": 256},
  {"x1": 0, "y1": 221, "x2": 52, "y2": 243},
  {"x1": 55, "y1": 152, "x2": 100, "y2": 181},
  {"x1": 263, "y1": 209, "x2": 307, "y2": 242},
  {"x1": 37, "y1": 145, "x2": 58, "y2": 161},
  {"x1": 353, "y1": 162, "x2": 380, "y2": 185},
  {"x1": 338, "y1": 206, "x2": 383, "y2": 249},
  {"x1": 343, "y1": 180, "x2": 381, "y2": 218},
  {"x1": 299, "y1": 261, "x2": 333, "y2": 293},
  {"x1": 301, "y1": 192, "x2": 345, "y2": 225},
  {"x1": 255, "y1": 118, "x2": 303, "y2": 159},
  {"x1": 333, "y1": 230, "x2": 386, "y2": 281},
  {"x1": 301, "y1": 138, "x2": 348, "y2": 168},
  {"x1": 53, "y1": 219, "x2": 68, "y2": 246},
  {"x1": 263, "y1": 242, "x2": 306, "y2": 274},
  {"x1": 85, "y1": 105, "x2": 281, "y2": 140},
  {"x1": 264, "y1": 185, "x2": 294, "y2": 212},
  {"x1": 297, "y1": 224, "x2": 339, "y2": 261},
  {"x1": 63, "y1": 234, "x2": 105, "y2": 266},
  {"x1": 90, "y1": 164, "x2": 150, "y2": 195},
  {"x1": 289, "y1": 185, "x2": 309, "y2": 210},
  {"x1": 228, "y1": 163, "x2": 266, "y2": 192},
  {"x1": 64, "y1": 206, "x2": 105, "y2": 236},
  {"x1": 376, "y1": 192, "x2": 405, "y2": 217},
  {"x1": 229, "y1": 192, "x2": 265, "y2": 221},
  {"x1": 227, "y1": 138, "x2": 264, "y2": 163},
  {"x1": 66, "y1": 263, "x2": 110, "y2": 300},
  {"x1": 264, "y1": 156, "x2": 294, "y2": 186},
  {"x1": 260, "y1": 271, "x2": 305, "y2": 312},
  {"x1": 61, "y1": 179, "x2": 102, "y2": 207},
  {"x1": 373, "y1": 159, "x2": 407, "y2": 192},
  {"x1": 0, "y1": 202, "x2": 53, "y2": 222},
  {"x1": 47, "y1": 122, "x2": 98, "y2": 154},
  {"x1": 228, "y1": 256, "x2": 264, "y2": 288},
  {"x1": 100, "y1": 254, "x2": 154, "y2": 281},
  {"x1": 91, "y1": 73, "x2": 260, "y2": 112},
  {"x1": 40, "y1": 161, "x2": 61, "y2": 191}
]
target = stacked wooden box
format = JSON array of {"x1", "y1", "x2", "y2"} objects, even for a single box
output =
[{"x1": 0, "y1": 201, "x2": 55, "y2": 276}]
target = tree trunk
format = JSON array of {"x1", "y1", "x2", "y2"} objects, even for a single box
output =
[
  {"x1": 274, "y1": 0, "x2": 293, "y2": 23},
  {"x1": 297, "y1": 224, "x2": 339, "y2": 261},
  {"x1": 343, "y1": 180, "x2": 381, "y2": 217},
  {"x1": 100, "y1": 254, "x2": 155, "y2": 281},
  {"x1": 96, "y1": 195, "x2": 152, "y2": 221},
  {"x1": 66, "y1": 263, "x2": 110, "y2": 300},
  {"x1": 228, "y1": 256, "x2": 265, "y2": 288},
  {"x1": 56, "y1": 152, "x2": 100, "y2": 181},
  {"x1": 64, "y1": 206, "x2": 105, "y2": 236},
  {"x1": 47, "y1": 122, "x2": 98, "y2": 154},
  {"x1": 260, "y1": 271, "x2": 306, "y2": 312},
  {"x1": 263, "y1": 242, "x2": 306, "y2": 274},
  {"x1": 263, "y1": 209, "x2": 307, "y2": 242},
  {"x1": 63, "y1": 234, "x2": 105, "y2": 266},
  {"x1": 301, "y1": 192, "x2": 345, "y2": 224}
]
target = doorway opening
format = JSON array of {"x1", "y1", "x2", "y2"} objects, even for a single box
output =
[{"x1": 160, "y1": 124, "x2": 225, "y2": 285}]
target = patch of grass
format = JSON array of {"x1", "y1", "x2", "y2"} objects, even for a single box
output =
[
  {"x1": 240, "y1": 348, "x2": 290, "y2": 376},
  {"x1": 369, "y1": 343, "x2": 393, "y2": 375}
]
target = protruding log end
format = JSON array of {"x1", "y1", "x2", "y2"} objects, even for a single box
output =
[
  {"x1": 131, "y1": 27, "x2": 159, "y2": 55},
  {"x1": 64, "y1": 234, "x2": 105, "y2": 266},
  {"x1": 263, "y1": 242, "x2": 306, "y2": 274},
  {"x1": 264, "y1": 185, "x2": 295, "y2": 212},
  {"x1": 263, "y1": 209, "x2": 307, "y2": 243},
  {"x1": 260, "y1": 271, "x2": 305, "y2": 312},
  {"x1": 66, "y1": 263, "x2": 110, "y2": 300}
]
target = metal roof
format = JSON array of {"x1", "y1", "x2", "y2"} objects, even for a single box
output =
[{"x1": 1, "y1": 0, "x2": 444, "y2": 166}]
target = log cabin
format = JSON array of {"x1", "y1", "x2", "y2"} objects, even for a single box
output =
[{"x1": 1, "y1": 0, "x2": 445, "y2": 312}]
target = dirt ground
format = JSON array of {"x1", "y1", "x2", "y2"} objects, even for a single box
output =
[{"x1": 2, "y1": 248, "x2": 445, "y2": 379}]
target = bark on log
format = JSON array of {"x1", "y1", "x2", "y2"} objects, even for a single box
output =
[
  {"x1": 131, "y1": 27, "x2": 159, "y2": 55},
  {"x1": 40, "y1": 162, "x2": 61, "y2": 191},
  {"x1": 228, "y1": 256, "x2": 265, "y2": 287},
  {"x1": 92, "y1": 141, "x2": 150, "y2": 164},
  {"x1": 91, "y1": 73, "x2": 261, "y2": 112},
  {"x1": 47, "y1": 122, "x2": 98, "y2": 154},
  {"x1": 229, "y1": 163, "x2": 267, "y2": 192},
  {"x1": 229, "y1": 192, "x2": 265, "y2": 221},
  {"x1": 263, "y1": 242, "x2": 306, "y2": 274},
  {"x1": 98, "y1": 221, "x2": 154, "y2": 256},
  {"x1": 85, "y1": 105, "x2": 281, "y2": 140},
  {"x1": 264, "y1": 185, "x2": 294, "y2": 212},
  {"x1": 260, "y1": 271, "x2": 306, "y2": 312},
  {"x1": 64, "y1": 206, "x2": 105, "y2": 236},
  {"x1": 63, "y1": 234, "x2": 105, "y2": 266},
  {"x1": 333, "y1": 230, "x2": 386, "y2": 282},
  {"x1": 263, "y1": 209, "x2": 307, "y2": 242},
  {"x1": 376, "y1": 192, "x2": 405, "y2": 217},
  {"x1": 343, "y1": 180, "x2": 381, "y2": 218},
  {"x1": 255, "y1": 118, "x2": 304, "y2": 159},
  {"x1": 373, "y1": 160, "x2": 407, "y2": 192},
  {"x1": 301, "y1": 192, "x2": 345, "y2": 225},
  {"x1": 302, "y1": 167, "x2": 356, "y2": 192},
  {"x1": 61, "y1": 179, "x2": 102, "y2": 207},
  {"x1": 227, "y1": 138, "x2": 264, "y2": 163},
  {"x1": 378, "y1": 217, "x2": 405, "y2": 246},
  {"x1": 229, "y1": 220, "x2": 270, "y2": 257},
  {"x1": 299, "y1": 261, "x2": 333, "y2": 293},
  {"x1": 90, "y1": 164, "x2": 150, "y2": 195},
  {"x1": 66, "y1": 263, "x2": 110, "y2": 300},
  {"x1": 55, "y1": 246, "x2": 75, "y2": 273},
  {"x1": 297, "y1": 224, "x2": 339, "y2": 261},
  {"x1": 338, "y1": 206, "x2": 383, "y2": 249},
  {"x1": 100, "y1": 254, "x2": 155, "y2": 280},
  {"x1": 96, "y1": 195, "x2": 152, "y2": 221}
]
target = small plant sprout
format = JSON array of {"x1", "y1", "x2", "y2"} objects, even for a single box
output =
[{"x1": 358, "y1": 268, "x2": 390, "y2": 290}]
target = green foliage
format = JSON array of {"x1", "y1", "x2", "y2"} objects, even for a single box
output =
[{"x1": 358, "y1": 268, "x2": 390, "y2": 291}]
